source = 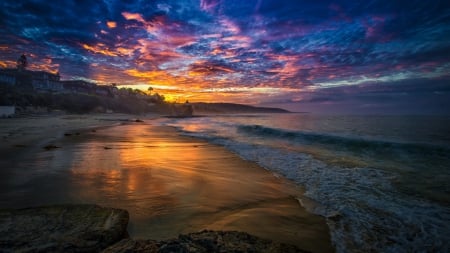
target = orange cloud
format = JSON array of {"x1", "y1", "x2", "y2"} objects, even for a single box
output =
[
  {"x1": 122, "y1": 12, "x2": 146, "y2": 23},
  {"x1": 116, "y1": 47, "x2": 134, "y2": 56},
  {"x1": 81, "y1": 43, "x2": 118, "y2": 57},
  {"x1": 28, "y1": 62, "x2": 60, "y2": 74},
  {"x1": 0, "y1": 57, "x2": 59, "y2": 73},
  {"x1": 125, "y1": 68, "x2": 201, "y2": 88},
  {"x1": 0, "y1": 61, "x2": 10, "y2": 68},
  {"x1": 124, "y1": 69, "x2": 190, "y2": 88},
  {"x1": 107, "y1": 21, "x2": 117, "y2": 28}
]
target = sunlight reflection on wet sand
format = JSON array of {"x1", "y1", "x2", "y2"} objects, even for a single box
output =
[{"x1": 0, "y1": 123, "x2": 333, "y2": 252}]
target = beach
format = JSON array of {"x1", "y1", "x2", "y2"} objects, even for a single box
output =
[
  {"x1": 165, "y1": 114, "x2": 450, "y2": 252},
  {"x1": 0, "y1": 113, "x2": 334, "y2": 253}
]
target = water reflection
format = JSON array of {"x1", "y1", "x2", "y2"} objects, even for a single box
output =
[{"x1": 0, "y1": 123, "x2": 332, "y2": 252}]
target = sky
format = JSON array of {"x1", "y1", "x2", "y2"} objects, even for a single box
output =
[{"x1": 1, "y1": 0, "x2": 450, "y2": 114}]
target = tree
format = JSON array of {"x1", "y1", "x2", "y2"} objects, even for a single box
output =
[{"x1": 17, "y1": 54, "x2": 28, "y2": 70}]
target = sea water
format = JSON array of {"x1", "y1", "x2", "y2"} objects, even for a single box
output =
[{"x1": 160, "y1": 113, "x2": 450, "y2": 253}]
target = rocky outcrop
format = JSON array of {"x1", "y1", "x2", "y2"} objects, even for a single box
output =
[
  {"x1": 0, "y1": 204, "x2": 129, "y2": 253},
  {"x1": 102, "y1": 230, "x2": 309, "y2": 253},
  {"x1": 0, "y1": 205, "x2": 310, "y2": 253}
]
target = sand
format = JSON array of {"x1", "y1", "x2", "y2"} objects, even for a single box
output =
[{"x1": 0, "y1": 113, "x2": 334, "y2": 253}]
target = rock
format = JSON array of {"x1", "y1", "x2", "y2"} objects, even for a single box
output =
[
  {"x1": 43, "y1": 144, "x2": 60, "y2": 150},
  {"x1": 64, "y1": 132, "x2": 80, "y2": 136},
  {"x1": 101, "y1": 239, "x2": 159, "y2": 253},
  {"x1": 0, "y1": 206, "x2": 310, "y2": 253},
  {"x1": 103, "y1": 230, "x2": 310, "y2": 253},
  {"x1": 0, "y1": 204, "x2": 129, "y2": 253}
]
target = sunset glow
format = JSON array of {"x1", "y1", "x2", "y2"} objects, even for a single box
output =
[{"x1": 1, "y1": 1, "x2": 449, "y2": 112}]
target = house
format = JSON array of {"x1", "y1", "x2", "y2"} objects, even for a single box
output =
[
  {"x1": 31, "y1": 71, "x2": 64, "y2": 92},
  {"x1": 1, "y1": 65, "x2": 119, "y2": 97},
  {"x1": 0, "y1": 69, "x2": 16, "y2": 86},
  {"x1": 0, "y1": 68, "x2": 55, "y2": 90},
  {"x1": 0, "y1": 68, "x2": 33, "y2": 89}
]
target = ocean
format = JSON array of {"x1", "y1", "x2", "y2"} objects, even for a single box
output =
[{"x1": 160, "y1": 113, "x2": 450, "y2": 253}]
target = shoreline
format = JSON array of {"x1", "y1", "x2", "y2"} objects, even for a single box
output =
[
  {"x1": 0, "y1": 112, "x2": 154, "y2": 153},
  {"x1": 0, "y1": 113, "x2": 334, "y2": 253}
]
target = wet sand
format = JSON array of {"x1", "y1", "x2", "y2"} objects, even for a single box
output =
[
  {"x1": 0, "y1": 113, "x2": 147, "y2": 152},
  {"x1": 0, "y1": 115, "x2": 334, "y2": 253}
]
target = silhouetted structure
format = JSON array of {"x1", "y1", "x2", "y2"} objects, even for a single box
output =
[
  {"x1": 1, "y1": 55, "x2": 129, "y2": 98},
  {"x1": 170, "y1": 100, "x2": 194, "y2": 117},
  {"x1": 17, "y1": 54, "x2": 27, "y2": 71},
  {"x1": 0, "y1": 69, "x2": 16, "y2": 85},
  {"x1": 32, "y1": 71, "x2": 63, "y2": 92}
]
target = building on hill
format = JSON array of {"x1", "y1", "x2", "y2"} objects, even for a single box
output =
[
  {"x1": 60, "y1": 80, "x2": 96, "y2": 94},
  {"x1": 0, "y1": 69, "x2": 16, "y2": 86},
  {"x1": 31, "y1": 71, "x2": 64, "y2": 92},
  {"x1": 1, "y1": 64, "x2": 115, "y2": 97},
  {"x1": 0, "y1": 68, "x2": 62, "y2": 92},
  {"x1": 0, "y1": 68, "x2": 33, "y2": 89}
]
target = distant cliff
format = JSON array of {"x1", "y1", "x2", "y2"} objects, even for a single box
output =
[{"x1": 192, "y1": 102, "x2": 290, "y2": 114}]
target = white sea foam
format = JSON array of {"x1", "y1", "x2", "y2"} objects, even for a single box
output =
[
  {"x1": 211, "y1": 138, "x2": 450, "y2": 253},
  {"x1": 161, "y1": 115, "x2": 450, "y2": 253}
]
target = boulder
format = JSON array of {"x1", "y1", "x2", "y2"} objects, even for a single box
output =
[
  {"x1": 0, "y1": 204, "x2": 129, "y2": 253},
  {"x1": 102, "y1": 230, "x2": 309, "y2": 253},
  {"x1": 0, "y1": 205, "x2": 310, "y2": 253}
]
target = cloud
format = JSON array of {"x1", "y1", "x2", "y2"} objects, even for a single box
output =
[
  {"x1": 265, "y1": 77, "x2": 450, "y2": 114},
  {"x1": 106, "y1": 21, "x2": 117, "y2": 29},
  {"x1": 122, "y1": 12, "x2": 146, "y2": 23},
  {"x1": 0, "y1": 0, "x2": 449, "y2": 111},
  {"x1": 189, "y1": 60, "x2": 237, "y2": 75}
]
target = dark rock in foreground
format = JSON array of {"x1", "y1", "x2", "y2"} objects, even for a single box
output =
[
  {"x1": 0, "y1": 205, "x2": 309, "y2": 253},
  {"x1": 103, "y1": 230, "x2": 309, "y2": 253},
  {"x1": 0, "y1": 204, "x2": 129, "y2": 253}
]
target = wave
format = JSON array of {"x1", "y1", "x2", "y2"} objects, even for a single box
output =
[
  {"x1": 163, "y1": 118, "x2": 450, "y2": 252},
  {"x1": 237, "y1": 124, "x2": 450, "y2": 156},
  {"x1": 196, "y1": 136, "x2": 450, "y2": 253}
]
